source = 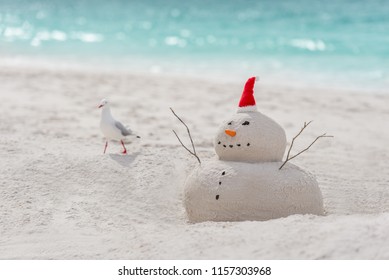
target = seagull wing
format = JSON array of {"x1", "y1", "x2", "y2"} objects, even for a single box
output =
[{"x1": 115, "y1": 121, "x2": 133, "y2": 136}]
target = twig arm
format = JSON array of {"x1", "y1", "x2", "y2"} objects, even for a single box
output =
[
  {"x1": 286, "y1": 134, "x2": 333, "y2": 162},
  {"x1": 279, "y1": 121, "x2": 333, "y2": 170},
  {"x1": 284, "y1": 121, "x2": 312, "y2": 162},
  {"x1": 170, "y1": 108, "x2": 197, "y2": 155},
  {"x1": 172, "y1": 130, "x2": 201, "y2": 164},
  {"x1": 170, "y1": 108, "x2": 201, "y2": 165}
]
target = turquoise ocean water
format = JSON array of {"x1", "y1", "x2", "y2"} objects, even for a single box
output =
[{"x1": 1, "y1": 0, "x2": 388, "y2": 91}]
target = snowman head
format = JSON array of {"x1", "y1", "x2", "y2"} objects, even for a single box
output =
[{"x1": 214, "y1": 77, "x2": 286, "y2": 163}]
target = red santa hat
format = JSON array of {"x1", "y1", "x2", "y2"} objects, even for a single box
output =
[{"x1": 237, "y1": 76, "x2": 259, "y2": 113}]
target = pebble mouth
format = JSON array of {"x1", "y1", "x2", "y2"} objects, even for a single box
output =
[{"x1": 218, "y1": 140, "x2": 249, "y2": 148}]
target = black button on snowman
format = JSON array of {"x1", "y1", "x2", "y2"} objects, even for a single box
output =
[{"x1": 184, "y1": 77, "x2": 324, "y2": 222}]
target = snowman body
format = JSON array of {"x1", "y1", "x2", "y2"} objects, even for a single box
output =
[
  {"x1": 185, "y1": 160, "x2": 323, "y2": 222},
  {"x1": 184, "y1": 77, "x2": 324, "y2": 222}
]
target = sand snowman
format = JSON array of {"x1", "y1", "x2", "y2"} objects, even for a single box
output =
[{"x1": 184, "y1": 77, "x2": 324, "y2": 222}]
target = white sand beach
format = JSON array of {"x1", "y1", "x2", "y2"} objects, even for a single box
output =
[{"x1": 1, "y1": 64, "x2": 389, "y2": 259}]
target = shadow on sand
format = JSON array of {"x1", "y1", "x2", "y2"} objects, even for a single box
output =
[{"x1": 109, "y1": 152, "x2": 140, "y2": 167}]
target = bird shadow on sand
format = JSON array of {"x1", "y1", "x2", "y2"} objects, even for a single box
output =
[{"x1": 109, "y1": 152, "x2": 140, "y2": 167}]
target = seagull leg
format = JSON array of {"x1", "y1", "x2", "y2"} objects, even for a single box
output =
[
  {"x1": 103, "y1": 141, "x2": 108, "y2": 154},
  {"x1": 120, "y1": 140, "x2": 127, "y2": 154}
]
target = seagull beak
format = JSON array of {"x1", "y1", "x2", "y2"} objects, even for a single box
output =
[
  {"x1": 98, "y1": 104, "x2": 103, "y2": 108},
  {"x1": 225, "y1": 129, "x2": 236, "y2": 137}
]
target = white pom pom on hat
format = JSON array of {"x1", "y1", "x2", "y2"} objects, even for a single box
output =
[{"x1": 237, "y1": 76, "x2": 259, "y2": 113}]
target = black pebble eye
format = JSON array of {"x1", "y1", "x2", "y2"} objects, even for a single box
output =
[
  {"x1": 227, "y1": 121, "x2": 232, "y2": 125},
  {"x1": 242, "y1": 121, "x2": 250, "y2": 125}
]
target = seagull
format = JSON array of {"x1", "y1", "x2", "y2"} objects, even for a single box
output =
[{"x1": 98, "y1": 99, "x2": 140, "y2": 154}]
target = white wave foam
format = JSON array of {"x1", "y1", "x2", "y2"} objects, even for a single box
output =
[
  {"x1": 71, "y1": 32, "x2": 104, "y2": 43},
  {"x1": 290, "y1": 39, "x2": 327, "y2": 51}
]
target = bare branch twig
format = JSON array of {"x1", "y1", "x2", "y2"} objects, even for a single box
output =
[
  {"x1": 170, "y1": 108, "x2": 197, "y2": 156},
  {"x1": 279, "y1": 122, "x2": 333, "y2": 170},
  {"x1": 172, "y1": 130, "x2": 201, "y2": 164},
  {"x1": 170, "y1": 108, "x2": 201, "y2": 165},
  {"x1": 284, "y1": 120, "x2": 312, "y2": 163}
]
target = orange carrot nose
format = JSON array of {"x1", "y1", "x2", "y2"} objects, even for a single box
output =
[{"x1": 225, "y1": 129, "x2": 236, "y2": 137}]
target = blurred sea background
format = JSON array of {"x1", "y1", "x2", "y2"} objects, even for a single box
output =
[{"x1": 1, "y1": 0, "x2": 388, "y2": 91}]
